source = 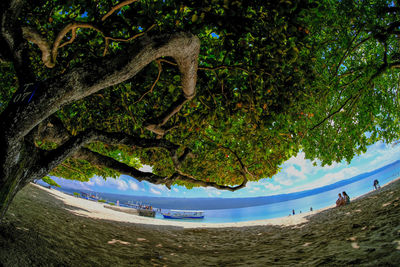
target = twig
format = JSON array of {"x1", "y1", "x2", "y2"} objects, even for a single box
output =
[
  {"x1": 101, "y1": 0, "x2": 138, "y2": 21},
  {"x1": 103, "y1": 24, "x2": 156, "y2": 56},
  {"x1": 133, "y1": 60, "x2": 162, "y2": 104}
]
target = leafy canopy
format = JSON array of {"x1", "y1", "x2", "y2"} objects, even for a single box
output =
[{"x1": 1, "y1": 0, "x2": 399, "y2": 189}]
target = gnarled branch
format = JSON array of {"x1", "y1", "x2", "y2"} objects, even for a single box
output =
[
  {"x1": 21, "y1": 0, "x2": 153, "y2": 68},
  {"x1": 3, "y1": 31, "x2": 200, "y2": 143},
  {"x1": 36, "y1": 124, "x2": 246, "y2": 191},
  {"x1": 22, "y1": 22, "x2": 156, "y2": 68},
  {"x1": 72, "y1": 147, "x2": 247, "y2": 192}
]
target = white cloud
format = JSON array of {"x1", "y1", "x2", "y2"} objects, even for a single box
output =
[
  {"x1": 129, "y1": 181, "x2": 139, "y2": 191},
  {"x1": 139, "y1": 165, "x2": 153, "y2": 173},
  {"x1": 274, "y1": 175, "x2": 294, "y2": 186},
  {"x1": 207, "y1": 190, "x2": 221, "y2": 197},
  {"x1": 113, "y1": 179, "x2": 128, "y2": 191},
  {"x1": 264, "y1": 183, "x2": 282, "y2": 191},
  {"x1": 92, "y1": 176, "x2": 105, "y2": 186},
  {"x1": 285, "y1": 167, "x2": 360, "y2": 193},
  {"x1": 205, "y1": 186, "x2": 222, "y2": 197},
  {"x1": 152, "y1": 184, "x2": 168, "y2": 191},
  {"x1": 286, "y1": 165, "x2": 306, "y2": 180},
  {"x1": 273, "y1": 152, "x2": 342, "y2": 187},
  {"x1": 173, "y1": 188, "x2": 179, "y2": 192},
  {"x1": 368, "y1": 143, "x2": 400, "y2": 169},
  {"x1": 150, "y1": 188, "x2": 161, "y2": 195}
]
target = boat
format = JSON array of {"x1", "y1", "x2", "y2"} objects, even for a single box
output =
[{"x1": 162, "y1": 210, "x2": 205, "y2": 219}]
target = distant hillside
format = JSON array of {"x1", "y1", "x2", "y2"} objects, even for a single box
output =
[{"x1": 55, "y1": 160, "x2": 400, "y2": 210}]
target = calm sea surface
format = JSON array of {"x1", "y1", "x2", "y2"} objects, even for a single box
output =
[
  {"x1": 157, "y1": 163, "x2": 400, "y2": 223},
  {"x1": 50, "y1": 161, "x2": 400, "y2": 223}
]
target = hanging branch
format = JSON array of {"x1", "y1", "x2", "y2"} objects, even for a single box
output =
[
  {"x1": 309, "y1": 94, "x2": 356, "y2": 131},
  {"x1": 133, "y1": 59, "x2": 162, "y2": 104},
  {"x1": 21, "y1": 0, "x2": 154, "y2": 68}
]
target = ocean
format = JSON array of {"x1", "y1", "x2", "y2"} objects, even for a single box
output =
[{"x1": 43, "y1": 160, "x2": 400, "y2": 223}]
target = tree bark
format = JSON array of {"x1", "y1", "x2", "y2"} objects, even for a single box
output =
[{"x1": 0, "y1": 1, "x2": 252, "y2": 222}]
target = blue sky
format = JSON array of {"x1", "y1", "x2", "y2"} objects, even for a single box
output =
[{"x1": 50, "y1": 141, "x2": 400, "y2": 198}]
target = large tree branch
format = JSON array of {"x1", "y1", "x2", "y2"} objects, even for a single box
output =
[
  {"x1": 72, "y1": 148, "x2": 247, "y2": 192},
  {"x1": 1, "y1": 31, "x2": 200, "y2": 143},
  {"x1": 37, "y1": 127, "x2": 183, "y2": 177},
  {"x1": 37, "y1": 126, "x2": 245, "y2": 191},
  {"x1": 72, "y1": 147, "x2": 168, "y2": 185}
]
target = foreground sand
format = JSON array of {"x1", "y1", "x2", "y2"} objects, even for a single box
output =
[
  {"x1": 1, "y1": 179, "x2": 400, "y2": 266},
  {"x1": 34, "y1": 183, "x2": 323, "y2": 228}
]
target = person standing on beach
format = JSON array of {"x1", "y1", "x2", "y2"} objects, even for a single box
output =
[
  {"x1": 374, "y1": 179, "x2": 381, "y2": 190},
  {"x1": 292, "y1": 209, "x2": 295, "y2": 215}
]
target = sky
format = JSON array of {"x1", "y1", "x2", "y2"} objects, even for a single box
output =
[{"x1": 48, "y1": 140, "x2": 400, "y2": 198}]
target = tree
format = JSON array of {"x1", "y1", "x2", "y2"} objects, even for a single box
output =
[
  {"x1": 0, "y1": 0, "x2": 399, "y2": 221},
  {"x1": 302, "y1": 0, "x2": 400, "y2": 165}
]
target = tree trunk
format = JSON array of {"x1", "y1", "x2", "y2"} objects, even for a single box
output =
[{"x1": 0, "y1": 137, "x2": 38, "y2": 222}]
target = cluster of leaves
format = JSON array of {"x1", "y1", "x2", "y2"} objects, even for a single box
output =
[
  {"x1": 42, "y1": 176, "x2": 60, "y2": 187},
  {"x1": 1, "y1": 0, "x2": 399, "y2": 190},
  {"x1": 300, "y1": 0, "x2": 400, "y2": 165}
]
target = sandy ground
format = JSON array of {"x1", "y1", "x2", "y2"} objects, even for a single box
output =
[
  {"x1": 35, "y1": 183, "x2": 326, "y2": 228},
  {"x1": 1, "y1": 178, "x2": 400, "y2": 266}
]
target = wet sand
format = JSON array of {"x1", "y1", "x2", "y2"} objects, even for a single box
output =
[{"x1": 1, "y1": 179, "x2": 400, "y2": 266}]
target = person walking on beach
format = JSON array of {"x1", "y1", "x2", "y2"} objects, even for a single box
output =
[
  {"x1": 373, "y1": 179, "x2": 381, "y2": 190},
  {"x1": 336, "y1": 193, "x2": 344, "y2": 207},
  {"x1": 342, "y1": 191, "x2": 350, "y2": 205}
]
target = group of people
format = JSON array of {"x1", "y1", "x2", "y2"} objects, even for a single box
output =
[{"x1": 336, "y1": 191, "x2": 350, "y2": 207}]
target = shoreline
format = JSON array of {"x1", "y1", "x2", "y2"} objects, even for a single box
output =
[
  {"x1": 4, "y1": 175, "x2": 400, "y2": 265},
  {"x1": 31, "y1": 177, "x2": 399, "y2": 229}
]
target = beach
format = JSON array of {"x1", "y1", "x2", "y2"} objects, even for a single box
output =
[
  {"x1": 1, "y1": 179, "x2": 400, "y2": 266},
  {"x1": 33, "y1": 184, "x2": 321, "y2": 228}
]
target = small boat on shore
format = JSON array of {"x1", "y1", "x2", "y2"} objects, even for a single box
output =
[{"x1": 162, "y1": 210, "x2": 204, "y2": 219}]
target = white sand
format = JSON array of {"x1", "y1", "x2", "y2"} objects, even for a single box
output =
[
  {"x1": 33, "y1": 177, "x2": 398, "y2": 229},
  {"x1": 32, "y1": 183, "x2": 332, "y2": 228}
]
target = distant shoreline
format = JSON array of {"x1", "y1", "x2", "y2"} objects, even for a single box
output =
[{"x1": 31, "y1": 176, "x2": 400, "y2": 229}]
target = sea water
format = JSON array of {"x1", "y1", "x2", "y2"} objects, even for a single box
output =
[
  {"x1": 156, "y1": 162, "x2": 400, "y2": 223},
  {"x1": 48, "y1": 161, "x2": 400, "y2": 224}
]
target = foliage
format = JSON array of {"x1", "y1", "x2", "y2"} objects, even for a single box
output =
[
  {"x1": 300, "y1": 0, "x2": 400, "y2": 165},
  {"x1": 73, "y1": 192, "x2": 80, "y2": 197},
  {"x1": 1, "y1": 0, "x2": 399, "y2": 190},
  {"x1": 42, "y1": 176, "x2": 60, "y2": 188},
  {"x1": 98, "y1": 199, "x2": 107, "y2": 203}
]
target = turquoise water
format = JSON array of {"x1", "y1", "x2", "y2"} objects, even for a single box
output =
[
  {"x1": 47, "y1": 161, "x2": 400, "y2": 223},
  {"x1": 156, "y1": 163, "x2": 400, "y2": 223}
]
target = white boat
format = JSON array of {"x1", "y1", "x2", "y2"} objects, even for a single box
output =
[{"x1": 162, "y1": 210, "x2": 204, "y2": 219}]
